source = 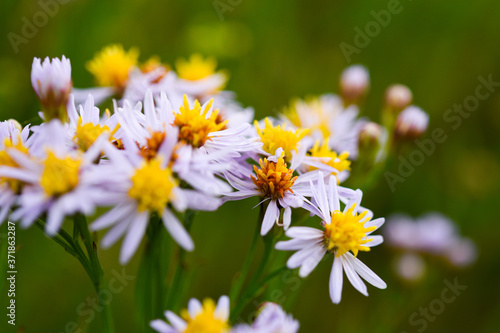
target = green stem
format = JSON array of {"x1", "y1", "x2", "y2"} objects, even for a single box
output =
[
  {"x1": 229, "y1": 204, "x2": 264, "y2": 306},
  {"x1": 165, "y1": 210, "x2": 195, "y2": 312},
  {"x1": 74, "y1": 214, "x2": 114, "y2": 333}
]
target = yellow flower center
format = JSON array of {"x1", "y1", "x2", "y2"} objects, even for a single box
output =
[
  {"x1": 174, "y1": 96, "x2": 227, "y2": 148},
  {"x1": 251, "y1": 154, "x2": 297, "y2": 200},
  {"x1": 308, "y1": 140, "x2": 351, "y2": 177},
  {"x1": 128, "y1": 159, "x2": 176, "y2": 213},
  {"x1": 176, "y1": 54, "x2": 218, "y2": 81},
  {"x1": 40, "y1": 151, "x2": 81, "y2": 197},
  {"x1": 283, "y1": 97, "x2": 331, "y2": 139},
  {"x1": 324, "y1": 205, "x2": 376, "y2": 257},
  {"x1": 86, "y1": 44, "x2": 139, "y2": 89},
  {"x1": 254, "y1": 118, "x2": 309, "y2": 163},
  {"x1": 0, "y1": 138, "x2": 28, "y2": 193},
  {"x1": 74, "y1": 117, "x2": 118, "y2": 152},
  {"x1": 181, "y1": 299, "x2": 230, "y2": 333}
]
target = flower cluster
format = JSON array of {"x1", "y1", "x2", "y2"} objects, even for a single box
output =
[{"x1": 0, "y1": 45, "x2": 449, "y2": 332}]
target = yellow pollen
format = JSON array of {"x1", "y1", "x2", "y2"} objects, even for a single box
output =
[
  {"x1": 180, "y1": 298, "x2": 230, "y2": 333},
  {"x1": 74, "y1": 118, "x2": 118, "y2": 151},
  {"x1": 251, "y1": 153, "x2": 297, "y2": 200},
  {"x1": 323, "y1": 205, "x2": 376, "y2": 257},
  {"x1": 254, "y1": 118, "x2": 309, "y2": 163},
  {"x1": 308, "y1": 140, "x2": 351, "y2": 179},
  {"x1": 86, "y1": 44, "x2": 139, "y2": 89},
  {"x1": 174, "y1": 95, "x2": 227, "y2": 148},
  {"x1": 0, "y1": 137, "x2": 28, "y2": 193},
  {"x1": 176, "y1": 54, "x2": 218, "y2": 81},
  {"x1": 128, "y1": 159, "x2": 176, "y2": 213},
  {"x1": 40, "y1": 151, "x2": 81, "y2": 197}
]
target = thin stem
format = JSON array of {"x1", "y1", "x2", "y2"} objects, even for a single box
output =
[
  {"x1": 74, "y1": 214, "x2": 114, "y2": 333},
  {"x1": 165, "y1": 210, "x2": 195, "y2": 312},
  {"x1": 229, "y1": 203, "x2": 264, "y2": 305}
]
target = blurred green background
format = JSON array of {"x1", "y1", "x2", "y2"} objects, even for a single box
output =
[{"x1": 1, "y1": 0, "x2": 500, "y2": 332}]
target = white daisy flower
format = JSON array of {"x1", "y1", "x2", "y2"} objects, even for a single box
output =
[
  {"x1": 0, "y1": 120, "x2": 30, "y2": 224},
  {"x1": 88, "y1": 127, "x2": 212, "y2": 263},
  {"x1": 31, "y1": 56, "x2": 72, "y2": 121},
  {"x1": 0, "y1": 120, "x2": 106, "y2": 235},
  {"x1": 151, "y1": 295, "x2": 230, "y2": 333},
  {"x1": 67, "y1": 94, "x2": 121, "y2": 151},
  {"x1": 223, "y1": 148, "x2": 321, "y2": 235},
  {"x1": 174, "y1": 54, "x2": 228, "y2": 98},
  {"x1": 281, "y1": 94, "x2": 366, "y2": 159},
  {"x1": 275, "y1": 172, "x2": 386, "y2": 303},
  {"x1": 231, "y1": 302, "x2": 299, "y2": 333}
]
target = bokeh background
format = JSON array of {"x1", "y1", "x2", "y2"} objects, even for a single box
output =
[{"x1": 1, "y1": 0, "x2": 500, "y2": 332}]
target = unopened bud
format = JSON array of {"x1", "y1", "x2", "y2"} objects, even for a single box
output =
[
  {"x1": 385, "y1": 84, "x2": 413, "y2": 112},
  {"x1": 340, "y1": 65, "x2": 370, "y2": 103},
  {"x1": 359, "y1": 122, "x2": 383, "y2": 152},
  {"x1": 395, "y1": 106, "x2": 429, "y2": 140},
  {"x1": 31, "y1": 56, "x2": 72, "y2": 122}
]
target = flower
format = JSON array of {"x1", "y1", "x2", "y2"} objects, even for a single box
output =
[
  {"x1": 231, "y1": 302, "x2": 299, "y2": 333},
  {"x1": 254, "y1": 118, "x2": 309, "y2": 163},
  {"x1": 31, "y1": 56, "x2": 72, "y2": 122},
  {"x1": 0, "y1": 120, "x2": 30, "y2": 224},
  {"x1": 175, "y1": 54, "x2": 228, "y2": 97},
  {"x1": 281, "y1": 95, "x2": 365, "y2": 159},
  {"x1": 275, "y1": 173, "x2": 386, "y2": 303},
  {"x1": 88, "y1": 133, "x2": 197, "y2": 264},
  {"x1": 340, "y1": 65, "x2": 370, "y2": 102},
  {"x1": 394, "y1": 105, "x2": 429, "y2": 140},
  {"x1": 86, "y1": 44, "x2": 139, "y2": 90},
  {"x1": 0, "y1": 120, "x2": 106, "y2": 235},
  {"x1": 67, "y1": 94, "x2": 121, "y2": 151},
  {"x1": 385, "y1": 84, "x2": 413, "y2": 112},
  {"x1": 151, "y1": 295, "x2": 230, "y2": 333},
  {"x1": 223, "y1": 149, "x2": 317, "y2": 235},
  {"x1": 385, "y1": 213, "x2": 477, "y2": 267}
]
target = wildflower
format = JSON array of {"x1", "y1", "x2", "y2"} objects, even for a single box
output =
[
  {"x1": 151, "y1": 296, "x2": 230, "y2": 333},
  {"x1": 394, "y1": 106, "x2": 429, "y2": 140},
  {"x1": 31, "y1": 56, "x2": 72, "y2": 122},
  {"x1": 276, "y1": 173, "x2": 386, "y2": 303},
  {"x1": 231, "y1": 302, "x2": 299, "y2": 333}
]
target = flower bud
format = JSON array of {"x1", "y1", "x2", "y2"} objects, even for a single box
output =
[
  {"x1": 358, "y1": 122, "x2": 383, "y2": 152},
  {"x1": 395, "y1": 106, "x2": 429, "y2": 140},
  {"x1": 31, "y1": 56, "x2": 72, "y2": 122},
  {"x1": 385, "y1": 84, "x2": 412, "y2": 112},
  {"x1": 340, "y1": 65, "x2": 370, "y2": 103}
]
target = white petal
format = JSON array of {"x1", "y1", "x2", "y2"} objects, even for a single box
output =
[
  {"x1": 286, "y1": 245, "x2": 319, "y2": 269},
  {"x1": 347, "y1": 252, "x2": 387, "y2": 289},
  {"x1": 365, "y1": 235, "x2": 384, "y2": 247},
  {"x1": 341, "y1": 255, "x2": 368, "y2": 296},
  {"x1": 165, "y1": 311, "x2": 187, "y2": 331},
  {"x1": 260, "y1": 200, "x2": 279, "y2": 236},
  {"x1": 215, "y1": 295, "x2": 230, "y2": 321},
  {"x1": 299, "y1": 246, "x2": 326, "y2": 278},
  {"x1": 119, "y1": 211, "x2": 148, "y2": 264},
  {"x1": 330, "y1": 257, "x2": 343, "y2": 304},
  {"x1": 187, "y1": 298, "x2": 202, "y2": 318},
  {"x1": 162, "y1": 209, "x2": 194, "y2": 251},
  {"x1": 285, "y1": 227, "x2": 324, "y2": 240},
  {"x1": 150, "y1": 319, "x2": 173, "y2": 333},
  {"x1": 275, "y1": 238, "x2": 317, "y2": 251},
  {"x1": 283, "y1": 207, "x2": 292, "y2": 230}
]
